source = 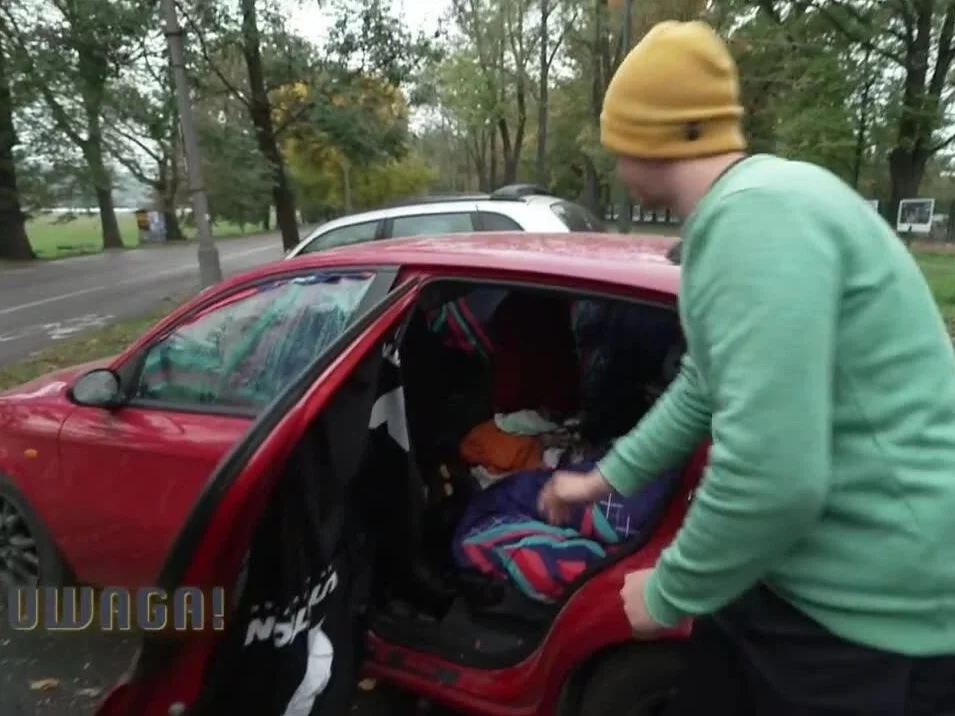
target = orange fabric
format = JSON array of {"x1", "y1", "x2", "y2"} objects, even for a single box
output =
[{"x1": 460, "y1": 420, "x2": 544, "y2": 475}]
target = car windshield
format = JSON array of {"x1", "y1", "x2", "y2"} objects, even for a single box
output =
[{"x1": 138, "y1": 272, "x2": 377, "y2": 410}]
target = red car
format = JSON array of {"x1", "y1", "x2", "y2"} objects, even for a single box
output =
[{"x1": 2, "y1": 233, "x2": 706, "y2": 715}]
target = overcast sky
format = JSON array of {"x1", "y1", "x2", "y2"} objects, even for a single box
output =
[
  {"x1": 284, "y1": 0, "x2": 449, "y2": 47},
  {"x1": 282, "y1": 0, "x2": 450, "y2": 129}
]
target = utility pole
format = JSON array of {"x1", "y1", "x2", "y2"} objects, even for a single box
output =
[
  {"x1": 615, "y1": 0, "x2": 634, "y2": 234},
  {"x1": 160, "y1": 0, "x2": 222, "y2": 288}
]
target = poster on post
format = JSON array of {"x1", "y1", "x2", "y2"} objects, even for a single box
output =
[
  {"x1": 896, "y1": 198, "x2": 935, "y2": 234},
  {"x1": 146, "y1": 211, "x2": 167, "y2": 243}
]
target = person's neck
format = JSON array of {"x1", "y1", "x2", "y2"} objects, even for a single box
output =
[{"x1": 672, "y1": 152, "x2": 747, "y2": 219}]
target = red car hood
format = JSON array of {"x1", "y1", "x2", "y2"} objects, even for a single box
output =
[{"x1": 0, "y1": 357, "x2": 115, "y2": 401}]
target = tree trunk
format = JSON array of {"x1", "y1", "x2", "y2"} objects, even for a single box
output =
[
  {"x1": 498, "y1": 100, "x2": 527, "y2": 185},
  {"x1": 886, "y1": 7, "x2": 934, "y2": 227},
  {"x1": 478, "y1": 128, "x2": 490, "y2": 191},
  {"x1": 76, "y1": 49, "x2": 122, "y2": 250},
  {"x1": 496, "y1": 40, "x2": 526, "y2": 186},
  {"x1": 851, "y1": 49, "x2": 873, "y2": 190},
  {"x1": 490, "y1": 127, "x2": 498, "y2": 189},
  {"x1": 94, "y1": 184, "x2": 123, "y2": 249},
  {"x1": 165, "y1": 143, "x2": 184, "y2": 241},
  {"x1": 0, "y1": 36, "x2": 34, "y2": 261},
  {"x1": 342, "y1": 161, "x2": 352, "y2": 212},
  {"x1": 536, "y1": 0, "x2": 550, "y2": 187},
  {"x1": 888, "y1": 146, "x2": 930, "y2": 228},
  {"x1": 240, "y1": 0, "x2": 300, "y2": 250},
  {"x1": 470, "y1": 133, "x2": 489, "y2": 192},
  {"x1": 582, "y1": 156, "x2": 601, "y2": 215},
  {"x1": 157, "y1": 168, "x2": 184, "y2": 241},
  {"x1": 82, "y1": 141, "x2": 122, "y2": 249},
  {"x1": 163, "y1": 208, "x2": 183, "y2": 241},
  {"x1": 501, "y1": 77, "x2": 527, "y2": 184},
  {"x1": 883, "y1": 4, "x2": 954, "y2": 226}
]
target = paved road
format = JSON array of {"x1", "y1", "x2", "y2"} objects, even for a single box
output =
[
  {"x1": 0, "y1": 601, "x2": 136, "y2": 715},
  {"x1": 0, "y1": 600, "x2": 440, "y2": 715},
  {"x1": 0, "y1": 235, "x2": 286, "y2": 367}
]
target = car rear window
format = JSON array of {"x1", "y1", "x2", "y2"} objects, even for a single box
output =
[
  {"x1": 549, "y1": 200, "x2": 606, "y2": 232},
  {"x1": 480, "y1": 211, "x2": 523, "y2": 231},
  {"x1": 391, "y1": 212, "x2": 476, "y2": 237},
  {"x1": 301, "y1": 220, "x2": 381, "y2": 253}
]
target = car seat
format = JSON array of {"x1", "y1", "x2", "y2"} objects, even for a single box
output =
[{"x1": 487, "y1": 291, "x2": 580, "y2": 416}]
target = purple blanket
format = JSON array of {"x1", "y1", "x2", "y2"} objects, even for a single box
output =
[{"x1": 453, "y1": 463, "x2": 680, "y2": 602}]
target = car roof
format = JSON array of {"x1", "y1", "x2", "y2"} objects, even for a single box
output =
[
  {"x1": 300, "y1": 196, "x2": 565, "y2": 236},
  {"x1": 245, "y1": 232, "x2": 680, "y2": 296},
  {"x1": 306, "y1": 200, "x2": 486, "y2": 232}
]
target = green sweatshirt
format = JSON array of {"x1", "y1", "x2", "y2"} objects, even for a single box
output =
[{"x1": 598, "y1": 154, "x2": 955, "y2": 655}]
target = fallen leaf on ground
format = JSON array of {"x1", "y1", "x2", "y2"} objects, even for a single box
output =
[
  {"x1": 358, "y1": 678, "x2": 376, "y2": 691},
  {"x1": 76, "y1": 687, "x2": 102, "y2": 698},
  {"x1": 29, "y1": 678, "x2": 60, "y2": 691}
]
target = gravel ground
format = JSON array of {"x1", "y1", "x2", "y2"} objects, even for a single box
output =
[
  {"x1": 0, "y1": 602, "x2": 454, "y2": 715},
  {"x1": 0, "y1": 602, "x2": 137, "y2": 715}
]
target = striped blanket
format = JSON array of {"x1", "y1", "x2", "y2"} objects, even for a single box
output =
[{"x1": 452, "y1": 464, "x2": 680, "y2": 603}]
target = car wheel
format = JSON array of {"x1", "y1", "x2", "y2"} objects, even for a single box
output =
[
  {"x1": 578, "y1": 642, "x2": 685, "y2": 716},
  {"x1": 0, "y1": 473, "x2": 69, "y2": 589}
]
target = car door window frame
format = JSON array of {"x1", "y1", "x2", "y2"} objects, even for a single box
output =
[
  {"x1": 114, "y1": 267, "x2": 400, "y2": 418},
  {"x1": 151, "y1": 276, "x2": 422, "y2": 591}
]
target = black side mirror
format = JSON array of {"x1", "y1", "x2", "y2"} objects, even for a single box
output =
[{"x1": 69, "y1": 368, "x2": 124, "y2": 409}]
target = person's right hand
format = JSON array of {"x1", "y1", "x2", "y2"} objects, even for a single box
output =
[{"x1": 537, "y1": 468, "x2": 613, "y2": 525}]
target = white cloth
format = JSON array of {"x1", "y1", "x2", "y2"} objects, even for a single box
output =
[
  {"x1": 281, "y1": 619, "x2": 334, "y2": 716},
  {"x1": 493, "y1": 410, "x2": 560, "y2": 436}
]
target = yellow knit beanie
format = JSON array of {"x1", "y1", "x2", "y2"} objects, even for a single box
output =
[{"x1": 601, "y1": 20, "x2": 746, "y2": 160}]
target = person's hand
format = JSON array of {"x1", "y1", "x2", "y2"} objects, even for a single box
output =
[
  {"x1": 537, "y1": 468, "x2": 612, "y2": 525},
  {"x1": 620, "y1": 569, "x2": 665, "y2": 639}
]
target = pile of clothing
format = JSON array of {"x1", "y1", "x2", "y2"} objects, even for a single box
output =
[{"x1": 453, "y1": 409, "x2": 680, "y2": 603}]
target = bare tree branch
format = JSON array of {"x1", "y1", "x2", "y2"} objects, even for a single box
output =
[
  {"x1": 272, "y1": 98, "x2": 314, "y2": 138},
  {"x1": 799, "y1": 0, "x2": 906, "y2": 64},
  {"x1": 175, "y1": 0, "x2": 250, "y2": 108},
  {"x1": 547, "y1": 6, "x2": 578, "y2": 70},
  {"x1": 109, "y1": 145, "x2": 155, "y2": 186},
  {"x1": 931, "y1": 128, "x2": 955, "y2": 153},
  {"x1": 0, "y1": 5, "x2": 86, "y2": 146},
  {"x1": 108, "y1": 123, "x2": 163, "y2": 162},
  {"x1": 930, "y1": 5, "x2": 955, "y2": 97},
  {"x1": 887, "y1": 0, "x2": 917, "y2": 34}
]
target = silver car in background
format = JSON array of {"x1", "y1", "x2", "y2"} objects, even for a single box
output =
[{"x1": 285, "y1": 185, "x2": 606, "y2": 258}]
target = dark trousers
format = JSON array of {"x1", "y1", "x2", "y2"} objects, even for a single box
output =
[{"x1": 669, "y1": 585, "x2": 955, "y2": 715}]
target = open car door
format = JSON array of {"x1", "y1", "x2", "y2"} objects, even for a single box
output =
[{"x1": 96, "y1": 273, "x2": 423, "y2": 716}]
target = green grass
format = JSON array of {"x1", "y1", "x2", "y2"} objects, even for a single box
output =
[
  {"x1": 624, "y1": 222, "x2": 681, "y2": 237},
  {"x1": 913, "y1": 250, "x2": 955, "y2": 321},
  {"x1": 25, "y1": 213, "x2": 261, "y2": 259}
]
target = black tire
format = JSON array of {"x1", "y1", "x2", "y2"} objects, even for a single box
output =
[
  {"x1": 0, "y1": 471, "x2": 70, "y2": 588},
  {"x1": 578, "y1": 641, "x2": 685, "y2": 716}
]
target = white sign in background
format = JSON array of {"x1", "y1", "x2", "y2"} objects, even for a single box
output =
[{"x1": 896, "y1": 198, "x2": 935, "y2": 234}]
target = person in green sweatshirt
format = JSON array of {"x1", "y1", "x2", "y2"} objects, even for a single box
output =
[{"x1": 537, "y1": 19, "x2": 955, "y2": 715}]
